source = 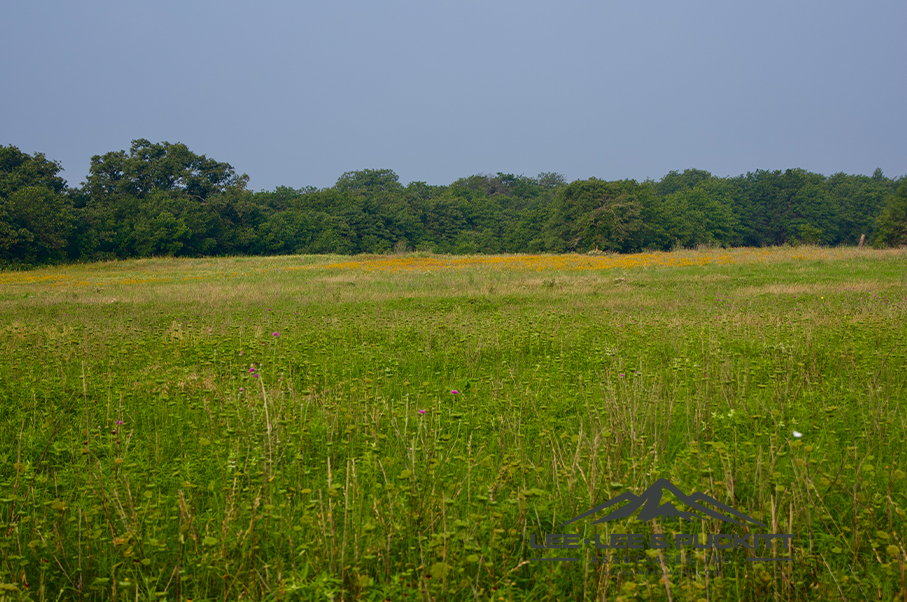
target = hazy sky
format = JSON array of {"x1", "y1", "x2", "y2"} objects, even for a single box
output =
[{"x1": 3, "y1": 1, "x2": 905, "y2": 191}]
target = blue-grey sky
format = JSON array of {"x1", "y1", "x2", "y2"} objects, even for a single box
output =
[{"x1": 3, "y1": 1, "x2": 905, "y2": 191}]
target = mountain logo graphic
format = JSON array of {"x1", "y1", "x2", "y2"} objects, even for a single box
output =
[{"x1": 558, "y1": 478, "x2": 765, "y2": 528}]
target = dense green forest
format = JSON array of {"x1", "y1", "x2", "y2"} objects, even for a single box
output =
[{"x1": 1, "y1": 140, "x2": 905, "y2": 268}]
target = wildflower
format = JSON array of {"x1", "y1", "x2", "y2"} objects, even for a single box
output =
[
  {"x1": 239, "y1": 387, "x2": 244, "y2": 392},
  {"x1": 253, "y1": 374, "x2": 260, "y2": 378},
  {"x1": 619, "y1": 373, "x2": 625, "y2": 377},
  {"x1": 792, "y1": 431, "x2": 803, "y2": 438},
  {"x1": 272, "y1": 331, "x2": 279, "y2": 337},
  {"x1": 419, "y1": 409, "x2": 426, "y2": 414},
  {"x1": 116, "y1": 420, "x2": 123, "y2": 425},
  {"x1": 451, "y1": 390, "x2": 459, "y2": 395},
  {"x1": 249, "y1": 367, "x2": 255, "y2": 373}
]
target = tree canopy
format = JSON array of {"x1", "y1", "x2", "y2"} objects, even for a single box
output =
[
  {"x1": 84, "y1": 138, "x2": 248, "y2": 202},
  {"x1": 872, "y1": 182, "x2": 907, "y2": 248},
  {"x1": 0, "y1": 146, "x2": 73, "y2": 265},
  {"x1": 1, "y1": 142, "x2": 903, "y2": 269}
]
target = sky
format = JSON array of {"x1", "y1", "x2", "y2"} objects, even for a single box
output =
[{"x1": 3, "y1": 0, "x2": 905, "y2": 191}]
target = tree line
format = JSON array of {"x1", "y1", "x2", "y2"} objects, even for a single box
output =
[{"x1": 1, "y1": 139, "x2": 905, "y2": 268}]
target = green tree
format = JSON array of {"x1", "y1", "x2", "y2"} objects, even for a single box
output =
[
  {"x1": 129, "y1": 191, "x2": 192, "y2": 256},
  {"x1": 872, "y1": 182, "x2": 907, "y2": 247},
  {"x1": 334, "y1": 169, "x2": 402, "y2": 193},
  {"x1": 546, "y1": 179, "x2": 654, "y2": 252},
  {"x1": 0, "y1": 186, "x2": 73, "y2": 265},
  {"x1": 252, "y1": 210, "x2": 317, "y2": 255},
  {"x1": 656, "y1": 169, "x2": 713, "y2": 197},
  {"x1": 208, "y1": 188, "x2": 266, "y2": 254},
  {"x1": 536, "y1": 172, "x2": 567, "y2": 190},
  {"x1": 449, "y1": 173, "x2": 545, "y2": 202},
  {"x1": 84, "y1": 138, "x2": 248, "y2": 201},
  {"x1": 786, "y1": 180, "x2": 839, "y2": 245},
  {"x1": 81, "y1": 140, "x2": 249, "y2": 258},
  {"x1": 732, "y1": 168, "x2": 827, "y2": 246},
  {"x1": 661, "y1": 183, "x2": 738, "y2": 248},
  {"x1": 0, "y1": 145, "x2": 68, "y2": 197},
  {"x1": 405, "y1": 181, "x2": 445, "y2": 201},
  {"x1": 425, "y1": 196, "x2": 467, "y2": 249},
  {"x1": 826, "y1": 173, "x2": 891, "y2": 244},
  {"x1": 254, "y1": 186, "x2": 319, "y2": 211},
  {"x1": 0, "y1": 146, "x2": 74, "y2": 266}
]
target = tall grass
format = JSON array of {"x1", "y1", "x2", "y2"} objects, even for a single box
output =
[{"x1": 0, "y1": 247, "x2": 905, "y2": 600}]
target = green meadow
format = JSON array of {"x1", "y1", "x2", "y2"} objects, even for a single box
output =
[{"x1": 1, "y1": 247, "x2": 905, "y2": 601}]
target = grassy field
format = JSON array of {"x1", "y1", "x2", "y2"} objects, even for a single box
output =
[{"x1": 1, "y1": 246, "x2": 906, "y2": 601}]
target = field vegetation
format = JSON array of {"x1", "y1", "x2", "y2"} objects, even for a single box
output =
[{"x1": 1, "y1": 246, "x2": 906, "y2": 601}]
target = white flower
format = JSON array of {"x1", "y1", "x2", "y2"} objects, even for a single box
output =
[{"x1": 792, "y1": 431, "x2": 803, "y2": 438}]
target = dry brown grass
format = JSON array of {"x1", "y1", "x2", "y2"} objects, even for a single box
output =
[{"x1": 3, "y1": 247, "x2": 904, "y2": 313}]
